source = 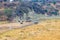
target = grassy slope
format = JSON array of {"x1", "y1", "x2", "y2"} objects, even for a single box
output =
[{"x1": 0, "y1": 19, "x2": 60, "y2": 40}]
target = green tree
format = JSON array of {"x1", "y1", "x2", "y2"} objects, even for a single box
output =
[
  {"x1": 4, "y1": 8, "x2": 13, "y2": 17},
  {"x1": 4, "y1": 8, "x2": 13, "y2": 21},
  {"x1": 53, "y1": 1, "x2": 56, "y2": 5}
]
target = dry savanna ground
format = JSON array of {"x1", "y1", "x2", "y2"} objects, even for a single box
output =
[{"x1": 0, "y1": 19, "x2": 60, "y2": 40}]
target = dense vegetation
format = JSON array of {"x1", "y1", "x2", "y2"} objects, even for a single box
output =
[{"x1": 0, "y1": 1, "x2": 59, "y2": 21}]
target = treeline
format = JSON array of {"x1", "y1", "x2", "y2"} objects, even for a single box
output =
[
  {"x1": 0, "y1": 8, "x2": 13, "y2": 21},
  {"x1": 0, "y1": 1, "x2": 59, "y2": 21}
]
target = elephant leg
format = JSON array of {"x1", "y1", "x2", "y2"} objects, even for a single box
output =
[
  {"x1": 26, "y1": 13, "x2": 29, "y2": 21},
  {"x1": 19, "y1": 15, "x2": 24, "y2": 24}
]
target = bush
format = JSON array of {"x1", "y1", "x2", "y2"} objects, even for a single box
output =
[
  {"x1": 3, "y1": 8, "x2": 13, "y2": 21},
  {"x1": 4, "y1": 8, "x2": 13, "y2": 17}
]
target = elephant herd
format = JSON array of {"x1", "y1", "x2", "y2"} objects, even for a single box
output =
[{"x1": 11, "y1": 2, "x2": 59, "y2": 24}]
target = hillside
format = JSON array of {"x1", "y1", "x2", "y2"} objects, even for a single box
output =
[{"x1": 0, "y1": 19, "x2": 60, "y2": 40}]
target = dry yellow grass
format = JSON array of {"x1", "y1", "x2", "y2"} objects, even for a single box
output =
[{"x1": 0, "y1": 19, "x2": 60, "y2": 40}]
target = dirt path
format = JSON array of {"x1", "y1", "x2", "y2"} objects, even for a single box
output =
[{"x1": 0, "y1": 22, "x2": 33, "y2": 33}]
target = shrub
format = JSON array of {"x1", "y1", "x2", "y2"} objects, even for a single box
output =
[{"x1": 3, "y1": 8, "x2": 13, "y2": 21}]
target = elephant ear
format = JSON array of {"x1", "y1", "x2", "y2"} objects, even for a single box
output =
[
  {"x1": 22, "y1": 8, "x2": 29, "y2": 13},
  {"x1": 21, "y1": 2, "x2": 33, "y2": 11},
  {"x1": 15, "y1": 4, "x2": 30, "y2": 16}
]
